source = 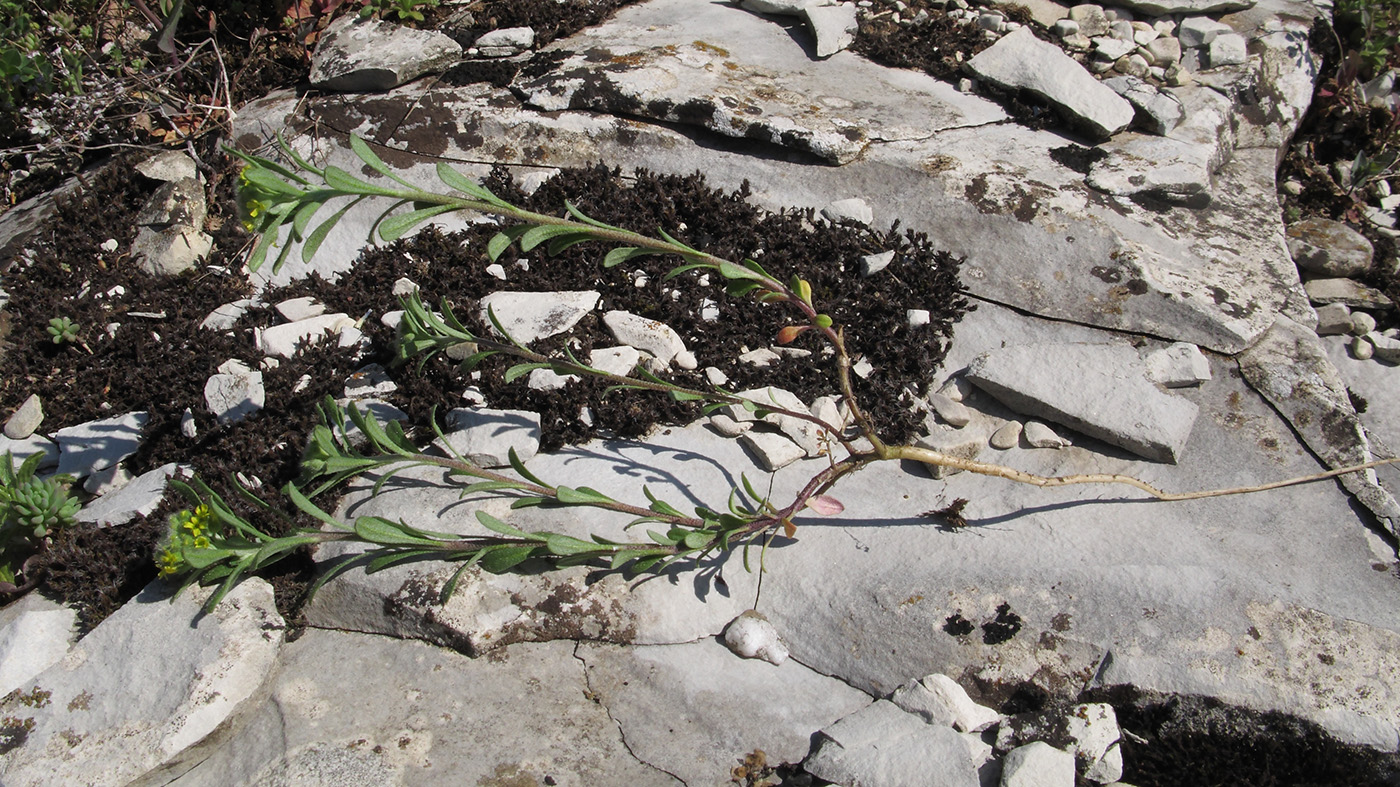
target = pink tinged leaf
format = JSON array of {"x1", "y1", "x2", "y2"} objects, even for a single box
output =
[
  {"x1": 776, "y1": 325, "x2": 809, "y2": 345},
  {"x1": 806, "y1": 495, "x2": 845, "y2": 516}
]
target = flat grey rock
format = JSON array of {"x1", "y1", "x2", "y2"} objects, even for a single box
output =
[
  {"x1": 436, "y1": 407, "x2": 540, "y2": 468},
  {"x1": 0, "y1": 593, "x2": 78, "y2": 697},
  {"x1": 0, "y1": 579, "x2": 282, "y2": 787},
  {"x1": 74, "y1": 462, "x2": 187, "y2": 528},
  {"x1": 1314, "y1": 303, "x2": 1354, "y2": 335},
  {"x1": 965, "y1": 343, "x2": 1199, "y2": 463},
  {"x1": 999, "y1": 741, "x2": 1075, "y2": 787},
  {"x1": 1305, "y1": 278, "x2": 1394, "y2": 310},
  {"x1": 1102, "y1": 75, "x2": 1184, "y2": 134},
  {"x1": 603, "y1": 310, "x2": 688, "y2": 367},
  {"x1": 134, "y1": 150, "x2": 197, "y2": 182},
  {"x1": 1115, "y1": 0, "x2": 1255, "y2": 14},
  {"x1": 473, "y1": 25, "x2": 534, "y2": 57},
  {"x1": 1087, "y1": 84, "x2": 1233, "y2": 199},
  {"x1": 204, "y1": 360, "x2": 265, "y2": 424},
  {"x1": 477, "y1": 289, "x2": 599, "y2": 345},
  {"x1": 511, "y1": 0, "x2": 1006, "y2": 163},
  {"x1": 966, "y1": 27, "x2": 1134, "y2": 139},
  {"x1": 53, "y1": 411, "x2": 148, "y2": 478},
  {"x1": 890, "y1": 673, "x2": 1001, "y2": 732},
  {"x1": 578, "y1": 639, "x2": 870, "y2": 783},
  {"x1": 1144, "y1": 342, "x2": 1212, "y2": 387},
  {"x1": 0, "y1": 435, "x2": 57, "y2": 471},
  {"x1": 1288, "y1": 218, "x2": 1374, "y2": 278},
  {"x1": 176, "y1": 634, "x2": 675, "y2": 786},
  {"x1": 1238, "y1": 317, "x2": 1400, "y2": 539},
  {"x1": 309, "y1": 14, "x2": 461, "y2": 92},
  {"x1": 1207, "y1": 33, "x2": 1249, "y2": 67},
  {"x1": 3, "y1": 394, "x2": 43, "y2": 439},
  {"x1": 805, "y1": 2, "x2": 858, "y2": 58},
  {"x1": 804, "y1": 700, "x2": 981, "y2": 787},
  {"x1": 130, "y1": 177, "x2": 212, "y2": 276},
  {"x1": 255, "y1": 312, "x2": 359, "y2": 357},
  {"x1": 1176, "y1": 16, "x2": 1234, "y2": 47}
]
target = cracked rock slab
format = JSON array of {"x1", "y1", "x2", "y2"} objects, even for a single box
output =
[
  {"x1": 309, "y1": 14, "x2": 461, "y2": 92},
  {"x1": 0, "y1": 579, "x2": 283, "y2": 787},
  {"x1": 804, "y1": 700, "x2": 981, "y2": 787},
  {"x1": 176, "y1": 633, "x2": 675, "y2": 786},
  {"x1": 1237, "y1": 316, "x2": 1400, "y2": 538},
  {"x1": 512, "y1": 0, "x2": 1005, "y2": 163},
  {"x1": 965, "y1": 342, "x2": 1199, "y2": 463},
  {"x1": 578, "y1": 639, "x2": 870, "y2": 782}
]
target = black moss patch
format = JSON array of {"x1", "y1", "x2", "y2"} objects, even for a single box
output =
[
  {"x1": 456, "y1": 0, "x2": 645, "y2": 49},
  {"x1": 0, "y1": 157, "x2": 971, "y2": 629},
  {"x1": 1086, "y1": 686, "x2": 1400, "y2": 786},
  {"x1": 981, "y1": 601, "x2": 1023, "y2": 644}
]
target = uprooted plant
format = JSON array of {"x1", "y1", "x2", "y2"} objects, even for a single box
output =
[{"x1": 156, "y1": 134, "x2": 1400, "y2": 611}]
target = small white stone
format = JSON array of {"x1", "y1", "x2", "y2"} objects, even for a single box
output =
[
  {"x1": 1314, "y1": 303, "x2": 1353, "y2": 336},
  {"x1": 485, "y1": 263, "x2": 507, "y2": 280},
  {"x1": 674, "y1": 350, "x2": 698, "y2": 370},
  {"x1": 890, "y1": 673, "x2": 1002, "y2": 732},
  {"x1": 344, "y1": 363, "x2": 397, "y2": 399},
  {"x1": 1144, "y1": 342, "x2": 1212, "y2": 387},
  {"x1": 990, "y1": 420, "x2": 1022, "y2": 449},
  {"x1": 180, "y1": 408, "x2": 197, "y2": 439},
  {"x1": 861, "y1": 250, "x2": 896, "y2": 276},
  {"x1": 810, "y1": 395, "x2": 845, "y2": 431},
  {"x1": 1353, "y1": 335, "x2": 1376, "y2": 360},
  {"x1": 479, "y1": 290, "x2": 600, "y2": 345},
  {"x1": 293, "y1": 374, "x2": 313, "y2": 393},
  {"x1": 723, "y1": 610, "x2": 789, "y2": 665},
  {"x1": 705, "y1": 366, "x2": 729, "y2": 386},
  {"x1": 100, "y1": 238, "x2": 120, "y2": 253},
  {"x1": 274, "y1": 296, "x2": 325, "y2": 322},
  {"x1": 392, "y1": 277, "x2": 419, "y2": 297},
  {"x1": 4, "y1": 394, "x2": 43, "y2": 440},
  {"x1": 852, "y1": 358, "x2": 874, "y2": 378},
  {"x1": 937, "y1": 376, "x2": 973, "y2": 403},
  {"x1": 527, "y1": 368, "x2": 579, "y2": 391},
  {"x1": 1352, "y1": 311, "x2": 1378, "y2": 335},
  {"x1": 700, "y1": 298, "x2": 721, "y2": 321},
  {"x1": 1024, "y1": 420, "x2": 1071, "y2": 448},
  {"x1": 929, "y1": 393, "x2": 972, "y2": 427},
  {"x1": 739, "y1": 429, "x2": 806, "y2": 471},
  {"x1": 1001, "y1": 742, "x2": 1075, "y2": 787},
  {"x1": 82, "y1": 463, "x2": 135, "y2": 497},
  {"x1": 709, "y1": 414, "x2": 753, "y2": 437},
  {"x1": 589, "y1": 345, "x2": 642, "y2": 376},
  {"x1": 907, "y1": 309, "x2": 931, "y2": 328},
  {"x1": 740, "y1": 347, "x2": 782, "y2": 367},
  {"x1": 603, "y1": 310, "x2": 688, "y2": 367},
  {"x1": 820, "y1": 197, "x2": 874, "y2": 226},
  {"x1": 1367, "y1": 331, "x2": 1400, "y2": 362}
]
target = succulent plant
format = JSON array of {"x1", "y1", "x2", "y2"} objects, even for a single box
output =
[{"x1": 0, "y1": 452, "x2": 79, "y2": 587}]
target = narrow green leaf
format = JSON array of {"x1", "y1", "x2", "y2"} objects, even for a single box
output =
[
  {"x1": 544, "y1": 534, "x2": 598, "y2": 556},
  {"x1": 647, "y1": 529, "x2": 677, "y2": 546},
  {"x1": 504, "y1": 362, "x2": 551, "y2": 383},
  {"x1": 669, "y1": 390, "x2": 705, "y2": 402},
  {"x1": 353, "y1": 516, "x2": 441, "y2": 547},
  {"x1": 554, "y1": 486, "x2": 618, "y2": 506},
  {"x1": 520, "y1": 224, "x2": 588, "y2": 252},
  {"x1": 379, "y1": 203, "x2": 457, "y2": 242},
  {"x1": 656, "y1": 228, "x2": 702, "y2": 254},
  {"x1": 546, "y1": 233, "x2": 594, "y2": 256},
  {"x1": 476, "y1": 511, "x2": 534, "y2": 539},
  {"x1": 603, "y1": 246, "x2": 658, "y2": 268},
  {"x1": 366, "y1": 548, "x2": 440, "y2": 574},
  {"x1": 508, "y1": 447, "x2": 549, "y2": 487},
  {"x1": 436, "y1": 162, "x2": 508, "y2": 206},
  {"x1": 439, "y1": 555, "x2": 482, "y2": 603},
  {"x1": 479, "y1": 544, "x2": 538, "y2": 573},
  {"x1": 563, "y1": 200, "x2": 627, "y2": 232},
  {"x1": 349, "y1": 134, "x2": 420, "y2": 189},
  {"x1": 682, "y1": 530, "x2": 713, "y2": 549},
  {"x1": 487, "y1": 225, "x2": 530, "y2": 261},
  {"x1": 324, "y1": 165, "x2": 403, "y2": 197}
]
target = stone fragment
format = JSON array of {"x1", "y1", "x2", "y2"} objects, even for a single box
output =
[
  {"x1": 255, "y1": 313, "x2": 359, "y2": 357},
  {"x1": 1000, "y1": 741, "x2": 1076, "y2": 787},
  {"x1": 4, "y1": 394, "x2": 43, "y2": 439},
  {"x1": 997, "y1": 703, "x2": 1123, "y2": 783},
  {"x1": 130, "y1": 177, "x2": 213, "y2": 276},
  {"x1": 1087, "y1": 84, "x2": 1233, "y2": 198},
  {"x1": 309, "y1": 14, "x2": 461, "y2": 91},
  {"x1": 709, "y1": 414, "x2": 752, "y2": 437},
  {"x1": 804, "y1": 701, "x2": 981, "y2": 787},
  {"x1": 1314, "y1": 303, "x2": 1353, "y2": 336},
  {"x1": 526, "y1": 368, "x2": 578, "y2": 391},
  {"x1": 0, "y1": 580, "x2": 283, "y2": 787},
  {"x1": 589, "y1": 345, "x2": 642, "y2": 377},
  {"x1": 0, "y1": 436, "x2": 57, "y2": 472},
  {"x1": 740, "y1": 347, "x2": 782, "y2": 367},
  {"x1": 1239, "y1": 317, "x2": 1400, "y2": 537},
  {"x1": 54, "y1": 411, "x2": 149, "y2": 478},
  {"x1": 273, "y1": 296, "x2": 325, "y2": 322},
  {"x1": 391, "y1": 276, "x2": 418, "y2": 297},
  {"x1": 966, "y1": 343, "x2": 1199, "y2": 462},
  {"x1": 473, "y1": 26, "x2": 534, "y2": 57},
  {"x1": 723, "y1": 610, "x2": 790, "y2": 664},
  {"x1": 966, "y1": 28, "x2": 1134, "y2": 139},
  {"x1": 0, "y1": 593, "x2": 77, "y2": 697},
  {"x1": 861, "y1": 250, "x2": 896, "y2": 276},
  {"x1": 1143, "y1": 35, "x2": 1182, "y2": 65},
  {"x1": 81, "y1": 464, "x2": 133, "y2": 497},
  {"x1": 75, "y1": 463, "x2": 186, "y2": 528},
  {"x1": 204, "y1": 359, "x2": 265, "y2": 424},
  {"x1": 1207, "y1": 33, "x2": 1248, "y2": 67},
  {"x1": 1144, "y1": 342, "x2": 1212, "y2": 387},
  {"x1": 1353, "y1": 334, "x2": 1376, "y2": 360},
  {"x1": 1368, "y1": 331, "x2": 1400, "y2": 363},
  {"x1": 1304, "y1": 278, "x2": 1393, "y2": 310},
  {"x1": 821, "y1": 197, "x2": 874, "y2": 226},
  {"x1": 916, "y1": 424, "x2": 989, "y2": 479},
  {"x1": 1102, "y1": 75, "x2": 1185, "y2": 134},
  {"x1": 990, "y1": 420, "x2": 1023, "y2": 449},
  {"x1": 343, "y1": 363, "x2": 397, "y2": 399},
  {"x1": 1352, "y1": 311, "x2": 1378, "y2": 335},
  {"x1": 335, "y1": 400, "x2": 408, "y2": 448},
  {"x1": 435, "y1": 408, "x2": 540, "y2": 468},
  {"x1": 477, "y1": 290, "x2": 598, "y2": 345},
  {"x1": 1093, "y1": 36, "x2": 1137, "y2": 61},
  {"x1": 1117, "y1": 53, "x2": 1151, "y2": 78},
  {"x1": 1023, "y1": 420, "x2": 1071, "y2": 448},
  {"x1": 1120, "y1": 0, "x2": 1254, "y2": 14},
  {"x1": 134, "y1": 151, "x2": 197, "y2": 182},
  {"x1": 1068, "y1": 4, "x2": 1111, "y2": 37},
  {"x1": 728, "y1": 387, "x2": 826, "y2": 456},
  {"x1": 806, "y1": 2, "x2": 859, "y2": 58},
  {"x1": 1287, "y1": 218, "x2": 1374, "y2": 278},
  {"x1": 810, "y1": 395, "x2": 846, "y2": 431},
  {"x1": 929, "y1": 392, "x2": 972, "y2": 427},
  {"x1": 742, "y1": 0, "x2": 830, "y2": 13},
  {"x1": 1054, "y1": 18, "x2": 1080, "y2": 37},
  {"x1": 890, "y1": 673, "x2": 1001, "y2": 732},
  {"x1": 739, "y1": 429, "x2": 806, "y2": 471},
  {"x1": 603, "y1": 310, "x2": 688, "y2": 367},
  {"x1": 199, "y1": 299, "x2": 258, "y2": 331},
  {"x1": 1176, "y1": 16, "x2": 1231, "y2": 47}
]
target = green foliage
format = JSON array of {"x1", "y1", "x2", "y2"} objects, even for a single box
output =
[
  {"x1": 0, "y1": 0, "x2": 86, "y2": 120},
  {"x1": 1337, "y1": 0, "x2": 1400, "y2": 77},
  {"x1": 357, "y1": 0, "x2": 438, "y2": 24},
  {"x1": 0, "y1": 452, "x2": 79, "y2": 588},
  {"x1": 46, "y1": 316, "x2": 79, "y2": 345}
]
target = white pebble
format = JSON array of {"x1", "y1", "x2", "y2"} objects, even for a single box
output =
[
  {"x1": 990, "y1": 420, "x2": 1022, "y2": 449},
  {"x1": 907, "y1": 309, "x2": 931, "y2": 328},
  {"x1": 1352, "y1": 311, "x2": 1378, "y2": 335},
  {"x1": 1352, "y1": 335, "x2": 1375, "y2": 360},
  {"x1": 705, "y1": 366, "x2": 729, "y2": 386},
  {"x1": 1023, "y1": 420, "x2": 1070, "y2": 448},
  {"x1": 674, "y1": 350, "x2": 698, "y2": 370},
  {"x1": 723, "y1": 610, "x2": 789, "y2": 665},
  {"x1": 485, "y1": 263, "x2": 507, "y2": 280}
]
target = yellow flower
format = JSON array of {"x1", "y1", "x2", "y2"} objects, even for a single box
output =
[
  {"x1": 193, "y1": 536, "x2": 211, "y2": 550},
  {"x1": 157, "y1": 549, "x2": 182, "y2": 577}
]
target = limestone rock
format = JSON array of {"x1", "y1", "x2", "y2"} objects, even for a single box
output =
[
  {"x1": 1305, "y1": 278, "x2": 1393, "y2": 310},
  {"x1": 727, "y1": 386, "x2": 826, "y2": 456},
  {"x1": 527, "y1": 368, "x2": 578, "y2": 391},
  {"x1": 134, "y1": 151, "x2": 197, "y2": 182},
  {"x1": 0, "y1": 594, "x2": 78, "y2": 697},
  {"x1": 966, "y1": 27, "x2": 1134, "y2": 139},
  {"x1": 54, "y1": 411, "x2": 149, "y2": 478},
  {"x1": 915, "y1": 417, "x2": 995, "y2": 478},
  {"x1": 1000, "y1": 741, "x2": 1076, "y2": 787},
  {"x1": 1023, "y1": 420, "x2": 1071, "y2": 448},
  {"x1": 965, "y1": 343, "x2": 1199, "y2": 463},
  {"x1": 473, "y1": 26, "x2": 534, "y2": 58},
  {"x1": 890, "y1": 673, "x2": 1001, "y2": 732},
  {"x1": 0, "y1": 580, "x2": 283, "y2": 787},
  {"x1": 997, "y1": 703, "x2": 1123, "y2": 783},
  {"x1": 806, "y1": 2, "x2": 859, "y2": 58},
  {"x1": 1144, "y1": 342, "x2": 1212, "y2": 387},
  {"x1": 1287, "y1": 218, "x2": 1374, "y2": 278},
  {"x1": 3, "y1": 394, "x2": 43, "y2": 440},
  {"x1": 1087, "y1": 84, "x2": 1234, "y2": 199},
  {"x1": 435, "y1": 408, "x2": 540, "y2": 468},
  {"x1": 1314, "y1": 303, "x2": 1354, "y2": 336},
  {"x1": 204, "y1": 359, "x2": 265, "y2": 424},
  {"x1": 1102, "y1": 75, "x2": 1184, "y2": 135},
  {"x1": 1115, "y1": 0, "x2": 1254, "y2": 15},
  {"x1": 199, "y1": 299, "x2": 258, "y2": 332},
  {"x1": 1176, "y1": 16, "x2": 1233, "y2": 48},
  {"x1": 589, "y1": 345, "x2": 642, "y2": 376},
  {"x1": 821, "y1": 197, "x2": 874, "y2": 226},
  {"x1": 255, "y1": 313, "x2": 360, "y2": 357},
  {"x1": 477, "y1": 290, "x2": 599, "y2": 345},
  {"x1": 130, "y1": 177, "x2": 213, "y2": 276},
  {"x1": 804, "y1": 701, "x2": 981, "y2": 787},
  {"x1": 739, "y1": 429, "x2": 807, "y2": 471},
  {"x1": 1207, "y1": 33, "x2": 1248, "y2": 68},
  {"x1": 742, "y1": 0, "x2": 831, "y2": 14},
  {"x1": 603, "y1": 311, "x2": 688, "y2": 367},
  {"x1": 273, "y1": 295, "x2": 325, "y2": 322},
  {"x1": 309, "y1": 15, "x2": 462, "y2": 91},
  {"x1": 74, "y1": 463, "x2": 186, "y2": 528},
  {"x1": 1238, "y1": 317, "x2": 1400, "y2": 537},
  {"x1": 990, "y1": 419, "x2": 1023, "y2": 449},
  {"x1": 0, "y1": 436, "x2": 57, "y2": 472},
  {"x1": 723, "y1": 610, "x2": 789, "y2": 664},
  {"x1": 929, "y1": 392, "x2": 973, "y2": 427}
]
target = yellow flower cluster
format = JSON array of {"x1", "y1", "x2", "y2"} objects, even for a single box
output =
[
  {"x1": 237, "y1": 168, "x2": 269, "y2": 232},
  {"x1": 156, "y1": 504, "x2": 213, "y2": 578}
]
